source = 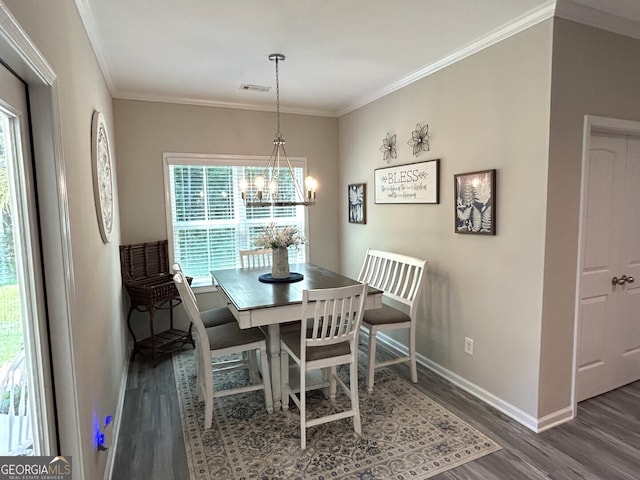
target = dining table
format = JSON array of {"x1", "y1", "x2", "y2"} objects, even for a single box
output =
[{"x1": 211, "y1": 262, "x2": 383, "y2": 410}]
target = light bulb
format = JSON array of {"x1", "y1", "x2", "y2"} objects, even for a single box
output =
[{"x1": 305, "y1": 176, "x2": 318, "y2": 192}]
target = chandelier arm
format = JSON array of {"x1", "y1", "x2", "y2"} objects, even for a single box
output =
[{"x1": 279, "y1": 143, "x2": 307, "y2": 203}]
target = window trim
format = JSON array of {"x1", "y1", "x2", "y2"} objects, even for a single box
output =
[{"x1": 162, "y1": 152, "x2": 310, "y2": 290}]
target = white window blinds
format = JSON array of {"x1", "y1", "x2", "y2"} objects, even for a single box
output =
[{"x1": 163, "y1": 154, "x2": 307, "y2": 285}]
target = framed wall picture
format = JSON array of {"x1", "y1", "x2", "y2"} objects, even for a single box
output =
[
  {"x1": 374, "y1": 159, "x2": 439, "y2": 204},
  {"x1": 348, "y1": 183, "x2": 366, "y2": 224},
  {"x1": 454, "y1": 169, "x2": 496, "y2": 235}
]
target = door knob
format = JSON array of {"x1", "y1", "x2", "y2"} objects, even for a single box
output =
[{"x1": 612, "y1": 275, "x2": 635, "y2": 286}]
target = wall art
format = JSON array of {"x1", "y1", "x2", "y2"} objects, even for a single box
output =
[
  {"x1": 92, "y1": 110, "x2": 114, "y2": 243},
  {"x1": 374, "y1": 159, "x2": 439, "y2": 204},
  {"x1": 348, "y1": 183, "x2": 366, "y2": 224},
  {"x1": 379, "y1": 132, "x2": 397, "y2": 163},
  {"x1": 454, "y1": 169, "x2": 496, "y2": 235},
  {"x1": 407, "y1": 123, "x2": 430, "y2": 157}
]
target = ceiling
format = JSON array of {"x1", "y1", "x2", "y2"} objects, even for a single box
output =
[{"x1": 76, "y1": 0, "x2": 640, "y2": 117}]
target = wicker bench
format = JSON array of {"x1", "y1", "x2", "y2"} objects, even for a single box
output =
[{"x1": 120, "y1": 240, "x2": 192, "y2": 366}]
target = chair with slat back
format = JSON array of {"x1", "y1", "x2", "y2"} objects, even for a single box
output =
[
  {"x1": 239, "y1": 249, "x2": 272, "y2": 269},
  {"x1": 358, "y1": 249, "x2": 427, "y2": 392},
  {"x1": 172, "y1": 263, "x2": 235, "y2": 329},
  {"x1": 280, "y1": 282, "x2": 368, "y2": 449},
  {"x1": 172, "y1": 263, "x2": 239, "y2": 386},
  {"x1": 174, "y1": 272, "x2": 273, "y2": 429}
]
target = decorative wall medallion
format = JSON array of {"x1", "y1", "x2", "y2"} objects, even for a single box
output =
[
  {"x1": 379, "y1": 133, "x2": 397, "y2": 163},
  {"x1": 408, "y1": 123, "x2": 430, "y2": 157},
  {"x1": 92, "y1": 111, "x2": 114, "y2": 243}
]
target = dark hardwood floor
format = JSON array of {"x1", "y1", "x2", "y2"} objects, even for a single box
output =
[{"x1": 111, "y1": 347, "x2": 640, "y2": 479}]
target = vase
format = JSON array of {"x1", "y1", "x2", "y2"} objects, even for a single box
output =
[{"x1": 271, "y1": 247, "x2": 290, "y2": 279}]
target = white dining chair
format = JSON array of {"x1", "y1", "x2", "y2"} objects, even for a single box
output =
[
  {"x1": 239, "y1": 248, "x2": 272, "y2": 269},
  {"x1": 172, "y1": 263, "x2": 236, "y2": 329},
  {"x1": 280, "y1": 282, "x2": 367, "y2": 449},
  {"x1": 174, "y1": 272, "x2": 273, "y2": 429},
  {"x1": 172, "y1": 263, "x2": 242, "y2": 383},
  {"x1": 357, "y1": 249, "x2": 427, "y2": 392}
]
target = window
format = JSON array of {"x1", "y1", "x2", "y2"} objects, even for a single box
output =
[{"x1": 163, "y1": 153, "x2": 308, "y2": 286}]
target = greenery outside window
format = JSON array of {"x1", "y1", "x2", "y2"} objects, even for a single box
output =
[{"x1": 163, "y1": 153, "x2": 308, "y2": 287}]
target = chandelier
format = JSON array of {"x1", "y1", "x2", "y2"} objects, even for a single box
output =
[{"x1": 240, "y1": 53, "x2": 317, "y2": 207}]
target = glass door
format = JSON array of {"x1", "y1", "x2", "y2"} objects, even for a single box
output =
[{"x1": 0, "y1": 64, "x2": 53, "y2": 456}]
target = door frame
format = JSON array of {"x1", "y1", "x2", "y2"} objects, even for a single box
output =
[
  {"x1": 0, "y1": 3, "x2": 83, "y2": 477},
  {"x1": 572, "y1": 115, "x2": 640, "y2": 413}
]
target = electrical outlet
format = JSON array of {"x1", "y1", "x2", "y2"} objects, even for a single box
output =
[{"x1": 464, "y1": 337, "x2": 474, "y2": 355}]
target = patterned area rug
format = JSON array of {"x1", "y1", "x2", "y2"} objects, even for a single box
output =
[{"x1": 172, "y1": 349, "x2": 501, "y2": 480}]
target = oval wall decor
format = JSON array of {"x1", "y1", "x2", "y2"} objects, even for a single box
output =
[{"x1": 91, "y1": 110, "x2": 114, "y2": 243}]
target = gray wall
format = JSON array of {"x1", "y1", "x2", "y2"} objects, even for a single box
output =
[
  {"x1": 338, "y1": 21, "x2": 553, "y2": 419},
  {"x1": 539, "y1": 18, "x2": 640, "y2": 416},
  {"x1": 113, "y1": 100, "x2": 339, "y2": 335},
  {"x1": 3, "y1": 1, "x2": 127, "y2": 479}
]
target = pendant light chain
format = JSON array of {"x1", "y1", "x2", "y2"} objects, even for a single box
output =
[{"x1": 275, "y1": 56, "x2": 282, "y2": 140}]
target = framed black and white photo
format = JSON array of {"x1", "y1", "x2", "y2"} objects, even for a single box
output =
[
  {"x1": 348, "y1": 183, "x2": 366, "y2": 224},
  {"x1": 374, "y1": 159, "x2": 439, "y2": 204},
  {"x1": 454, "y1": 169, "x2": 496, "y2": 235}
]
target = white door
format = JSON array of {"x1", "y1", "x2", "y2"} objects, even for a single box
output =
[
  {"x1": 576, "y1": 133, "x2": 640, "y2": 402},
  {"x1": 0, "y1": 63, "x2": 53, "y2": 454}
]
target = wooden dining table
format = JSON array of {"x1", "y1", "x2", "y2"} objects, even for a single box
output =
[{"x1": 211, "y1": 263, "x2": 383, "y2": 409}]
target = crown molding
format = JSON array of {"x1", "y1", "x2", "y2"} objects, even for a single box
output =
[
  {"x1": 74, "y1": 0, "x2": 116, "y2": 94},
  {"x1": 337, "y1": 0, "x2": 556, "y2": 117},
  {"x1": 74, "y1": 0, "x2": 560, "y2": 118},
  {"x1": 112, "y1": 90, "x2": 337, "y2": 117}
]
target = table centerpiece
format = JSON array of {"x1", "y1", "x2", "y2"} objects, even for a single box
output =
[{"x1": 254, "y1": 222, "x2": 305, "y2": 279}]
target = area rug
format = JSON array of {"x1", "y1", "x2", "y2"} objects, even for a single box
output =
[{"x1": 172, "y1": 349, "x2": 501, "y2": 480}]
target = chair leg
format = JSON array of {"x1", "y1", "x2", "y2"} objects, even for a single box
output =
[
  {"x1": 195, "y1": 342, "x2": 204, "y2": 402},
  {"x1": 329, "y1": 366, "x2": 337, "y2": 401},
  {"x1": 409, "y1": 323, "x2": 418, "y2": 383},
  {"x1": 367, "y1": 326, "x2": 377, "y2": 393},
  {"x1": 350, "y1": 358, "x2": 361, "y2": 435},
  {"x1": 300, "y1": 364, "x2": 307, "y2": 450},
  {"x1": 248, "y1": 350, "x2": 259, "y2": 383},
  {"x1": 203, "y1": 363, "x2": 214, "y2": 430},
  {"x1": 195, "y1": 346, "x2": 202, "y2": 401},
  {"x1": 280, "y1": 350, "x2": 290, "y2": 411},
  {"x1": 259, "y1": 346, "x2": 274, "y2": 414}
]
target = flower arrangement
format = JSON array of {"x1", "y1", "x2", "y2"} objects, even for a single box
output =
[{"x1": 253, "y1": 222, "x2": 305, "y2": 250}]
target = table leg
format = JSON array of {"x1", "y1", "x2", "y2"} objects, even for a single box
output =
[{"x1": 267, "y1": 324, "x2": 282, "y2": 410}]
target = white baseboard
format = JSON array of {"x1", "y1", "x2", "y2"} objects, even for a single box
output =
[
  {"x1": 536, "y1": 405, "x2": 574, "y2": 432},
  {"x1": 103, "y1": 343, "x2": 132, "y2": 480},
  {"x1": 368, "y1": 332, "x2": 574, "y2": 433}
]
